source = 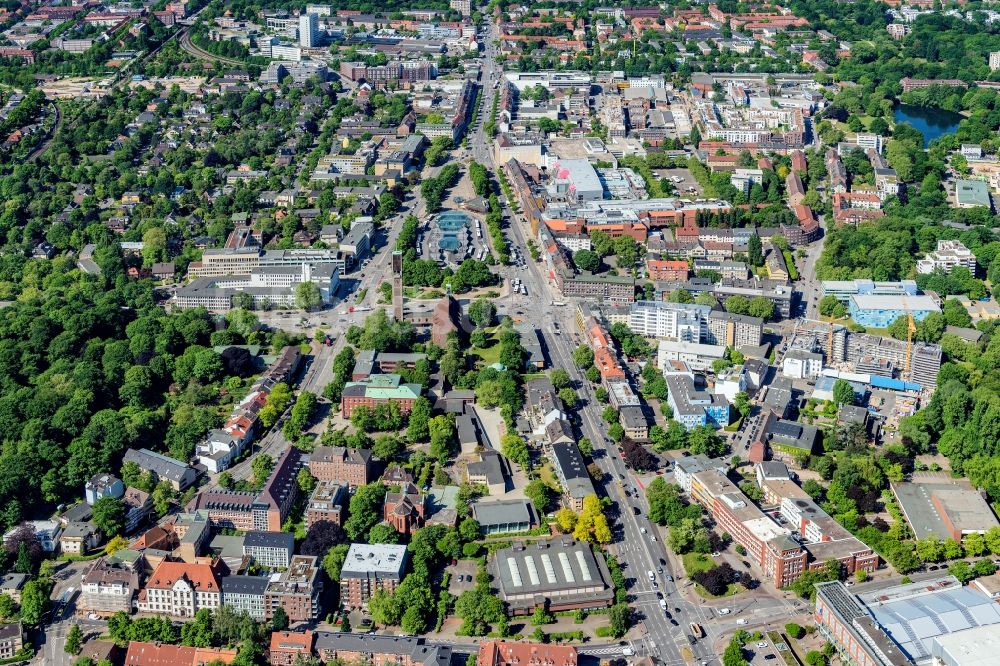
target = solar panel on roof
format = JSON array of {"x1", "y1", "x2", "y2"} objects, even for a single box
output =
[
  {"x1": 558, "y1": 552, "x2": 575, "y2": 583},
  {"x1": 524, "y1": 556, "x2": 540, "y2": 586},
  {"x1": 575, "y1": 550, "x2": 593, "y2": 582},
  {"x1": 506, "y1": 557, "x2": 522, "y2": 588},
  {"x1": 540, "y1": 554, "x2": 557, "y2": 584}
]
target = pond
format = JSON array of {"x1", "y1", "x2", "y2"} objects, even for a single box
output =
[{"x1": 893, "y1": 104, "x2": 964, "y2": 147}]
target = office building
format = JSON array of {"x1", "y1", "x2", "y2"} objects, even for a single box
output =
[
  {"x1": 478, "y1": 642, "x2": 577, "y2": 666},
  {"x1": 80, "y1": 556, "x2": 141, "y2": 615},
  {"x1": 221, "y1": 575, "x2": 269, "y2": 620},
  {"x1": 136, "y1": 560, "x2": 224, "y2": 617},
  {"x1": 124, "y1": 641, "x2": 238, "y2": 665},
  {"x1": 340, "y1": 374, "x2": 422, "y2": 418},
  {"x1": 298, "y1": 12, "x2": 318, "y2": 48},
  {"x1": 782, "y1": 349, "x2": 823, "y2": 379},
  {"x1": 305, "y1": 481, "x2": 347, "y2": 528},
  {"x1": 186, "y1": 447, "x2": 301, "y2": 532},
  {"x1": 122, "y1": 448, "x2": 197, "y2": 491},
  {"x1": 705, "y1": 310, "x2": 764, "y2": 348},
  {"x1": 471, "y1": 500, "x2": 536, "y2": 535},
  {"x1": 821, "y1": 280, "x2": 919, "y2": 304},
  {"x1": 815, "y1": 577, "x2": 1000, "y2": 666},
  {"x1": 0, "y1": 625, "x2": 21, "y2": 661},
  {"x1": 628, "y1": 301, "x2": 708, "y2": 341},
  {"x1": 308, "y1": 446, "x2": 372, "y2": 488},
  {"x1": 490, "y1": 538, "x2": 615, "y2": 614},
  {"x1": 657, "y1": 340, "x2": 726, "y2": 372},
  {"x1": 173, "y1": 263, "x2": 340, "y2": 313},
  {"x1": 890, "y1": 474, "x2": 1000, "y2": 542},
  {"x1": 312, "y1": 633, "x2": 451, "y2": 666}
]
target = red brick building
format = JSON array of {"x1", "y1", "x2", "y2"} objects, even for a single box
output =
[
  {"x1": 185, "y1": 446, "x2": 301, "y2": 531},
  {"x1": 269, "y1": 630, "x2": 313, "y2": 666},
  {"x1": 383, "y1": 483, "x2": 426, "y2": 536},
  {"x1": 340, "y1": 374, "x2": 422, "y2": 419},
  {"x1": 646, "y1": 259, "x2": 689, "y2": 281},
  {"x1": 308, "y1": 446, "x2": 372, "y2": 488},
  {"x1": 478, "y1": 642, "x2": 577, "y2": 666}
]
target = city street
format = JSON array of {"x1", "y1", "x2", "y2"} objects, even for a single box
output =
[{"x1": 465, "y1": 18, "x2": 720, "y2": 663}]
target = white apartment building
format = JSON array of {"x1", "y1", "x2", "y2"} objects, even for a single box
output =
[
  {"x1": 299, "y1": 13, "x2": 318, "y2": 48},
  {"x1": 628, "y1": 301, "x2": 709, "y2": 341},
  {"x1": 916, "y1": 240, "x2": 977, "y2": 275},
  {"x1": 657, "y1": 340, "x2": 726, "y2": 372},
  {"x1": 782, "y1": 349, "x2": 823, "y2": 380}
]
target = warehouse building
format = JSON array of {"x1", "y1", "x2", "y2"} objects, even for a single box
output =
[{"x1": 490, "y1": 538, "x2": 615, "y2": 614}]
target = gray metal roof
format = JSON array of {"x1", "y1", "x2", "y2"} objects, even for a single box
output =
[
  {"x1": 492, "y1": 538, "x2": 614, "y2": 605},
  {"x1": 221, "y1": 575, "x2": 269, "y2": 596},
  {"x1": 243, "y1": 530, "x2": 294, "y2": 551},
  {"x1": 472, "y1": 499, "x2": 535, "y2": 527}
]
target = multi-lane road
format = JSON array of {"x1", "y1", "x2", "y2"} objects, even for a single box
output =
[
  {"x1": 464, "y1": 13, "x2": 821, "y2": 663},
  {"x1": 465, "y1": 18, "x2": 720, "y2": 664}
]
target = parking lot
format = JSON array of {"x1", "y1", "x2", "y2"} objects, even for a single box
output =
[{"x1": 654, "y1": 167, "x2": 701, "y2": 198}]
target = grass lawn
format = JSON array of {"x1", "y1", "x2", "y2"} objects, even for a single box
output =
[
  {"x1": 539, "y1": 462, "x2": 561, "y2": 495},
  {"x1": 683, "y1": 553, "x2": 744, "y2": 598},
  {"x1": 682, "y1": 553, "x2": 715, "y2": 576},
  {"x1": 468, "y1": 326, "x2": 503, "y2": 366}
]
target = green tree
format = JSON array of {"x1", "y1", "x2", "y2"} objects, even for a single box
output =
[
  {"x1": 92, "y1": 496, "x2": 126, "y2": 537},
  {"x1": 501, "y1": 434, "x2": 529, "y2": 468},
  {"x1": 525, "y1": 480, "x2": 553, "y2": 513},
  {"x1": 251, "y1": 454, "x2": 274, "y2": 489},
  {"x1": 748, "y1": 234, "x2": 764, "y2": 267},
  {"x1": 272, "y1": 607, "x2": 289, "y2": 631},
  {"x1": 368, "y1": 523, "x2": 400, "y2": 544},
  {"x1": 608, "y1": 603, "x2": 630, "y2": 638},
  {"x1": 407, "y1": 396, "x2": 432, "y2": 443},
  {"x1": 468, "y1": 298, "x2": 497, "y2": 327},
  {"x1": 19, "y1": 579, "x2": 48, "y2": 626},
  {"x1": 572, "y1": 345, "x2": 594, "y2": 368},
  {"x1": 295, "y1": 282, "x2": 323, "y2": 311},
  {"x1": 344, "y1": 483, "x2": 388, "y2": 541},
  {"x1": 574, "y1": 249, "x2": 601, "y2": 272},
  {"x1": 832, "y1": 379, "x2": 855, "y2": 406},
  {"x1": 65, "y1": 624, "x2": 83, "y2": 655}
]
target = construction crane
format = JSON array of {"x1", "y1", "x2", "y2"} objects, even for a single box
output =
[{"x1": 904, "y1": 313, "x2": 917, "y2": 376}]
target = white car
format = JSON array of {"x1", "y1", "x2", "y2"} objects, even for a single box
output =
[
  {"x1": 640, "y1": 527, "x2": 647, "y2": 534},
  {"x1": 736, "y1": 618, "x2": 748, "y2": 625},
  {"x1": 718, "y1": 608, "x2": 731, "y2": 615},
  {"x1": 757, "y1": 642, "x2": 768, "y2": 649}
]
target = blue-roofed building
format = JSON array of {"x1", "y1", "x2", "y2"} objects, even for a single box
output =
[
  {"x1": 816, "y1": 577, "x2": 1000, "y2": 666},
  {"x1": 848, "y1": 294, "x2": 940, "y2": 328},
  {"x1": 665, "y1": 374, "x2": 730, "y2": 430},
  {"x1": 821, "y1": 279, "x2": 919, "y2": 304}
]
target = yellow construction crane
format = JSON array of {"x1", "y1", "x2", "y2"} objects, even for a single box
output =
[{"x1": 904, "y1": 313, "x2": 917, "y2": 375}]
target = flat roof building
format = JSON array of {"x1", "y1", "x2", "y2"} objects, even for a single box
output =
[
  {"x1": 490, "y1": 538, "x2": 615, "y2": 614},
  {"x1": 890, "y1": 473, "x2": 1000, "y2": 542},
  {"x1": 472, "y1": 500, "x2": 536, "y2": 535},
  {"x1": 848, "y1": 294, "x2": 940, "y2": 329}
]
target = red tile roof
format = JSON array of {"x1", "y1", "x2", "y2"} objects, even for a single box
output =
[{"x1": 125, "y1": 641, "x2": 237, "y2": 666}]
